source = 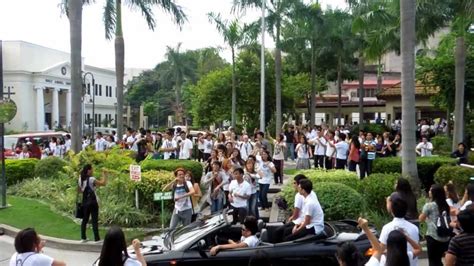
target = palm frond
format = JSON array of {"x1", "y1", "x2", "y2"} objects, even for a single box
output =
[
  {"x1": 151, "y1": 0, "x2": 187, "y2": 27},
  {"x1": 232, "y1": 0, "x2": 263, "y2": 13},
  {"x1": 59, "y1": 0, "x2": 94, "y2": 17},
  {"x1": 127, "y1": 0, "x2": 156, "y2": 30},
  {"x1": 103, "y1": 0, "x2": 116, "y2": 40}
]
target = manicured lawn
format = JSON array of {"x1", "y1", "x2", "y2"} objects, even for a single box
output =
[{"x1": 0, "y1": 196, "x2": 145, "y2": 241}]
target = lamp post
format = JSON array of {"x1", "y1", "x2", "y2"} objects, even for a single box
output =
[
  {"x1": 0, "y1": 40, "x2": 5, "y2": 208},
  {"x1": 82, "y1": 72, "x2": 95, "y2": 137}
]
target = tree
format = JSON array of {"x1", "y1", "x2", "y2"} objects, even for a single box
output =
[
  {"x1": 208, "y1": 13, "x2": 258, "y2": 128},
  {"x1": 102, "y1": 0, "x2": 186, "y2": 137},
  {"x1": 400, "y1": 0, "x2": 420, "y2": 190}
]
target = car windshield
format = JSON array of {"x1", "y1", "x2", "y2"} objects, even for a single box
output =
[
  {"x1": 171, "y1": 214, "x2": 225, "y2": 250},
  {"x1": 4, "y1": 137, "x2": 17, "y2": 150}
]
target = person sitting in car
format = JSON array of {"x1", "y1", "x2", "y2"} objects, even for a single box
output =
[{"x1": 210, "y1": 216, "x2": 259, "y2": 256}]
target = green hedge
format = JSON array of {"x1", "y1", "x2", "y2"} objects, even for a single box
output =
[
  {"x1": 34, "y1": 157, "x2": 68, "y2": 179},
  {"x1": 372, "y1": 156, "x2": 456, "y2": 190},
  {"x1": 297, "y1": 169, "x2": 362, "y2": 192},
  {"x1": 6, "y1": 159, "x2": 39, "y2": 185},
  {"x1": 141, "y1": 159, "x2": 203, "y2": 182},
  {"x1": 361, "y1": 173, "x2": 399, "y2": 210},
  {"x1": 314, "y1": 182, "x2": 365, "y2": 220},
  {"x1": 431, "y1": 136, "x2": 452, "y2": 156},
  {"x1": 434, "y1": 165, "x2": 474, "y2": 195}
]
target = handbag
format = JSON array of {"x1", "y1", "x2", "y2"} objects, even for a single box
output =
[{"x1": 75, "y1": 189, "x2": 84, "y2": 219}]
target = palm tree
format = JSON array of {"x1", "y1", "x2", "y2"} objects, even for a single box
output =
[
  {"x1": 162, "y1": 43, "x2": 196, "y2": 124},
  {"x1": 102, "y1": 0, "x2": 186, "y2": 137},
  {"x1": 233, "y1": 0, "x2": 298, "y2": 134},
  {"x1": 400, "y1": 0, "x2": 420, "y2": 190},
  {"x1": 208, "y1": 13, "x2": 258, "y2": 128}
]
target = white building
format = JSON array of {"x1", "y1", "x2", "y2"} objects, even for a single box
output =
[{"x1": 2, "y1": 41, "x2": 117, "y2": 133}]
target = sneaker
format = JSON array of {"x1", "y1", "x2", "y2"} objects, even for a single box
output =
[
  {"x1": 94, "y1": 240, "x2": 103, "y2": 244},
  {"x1": 80, "y1": 239, "x2": 88, "y2": 243}
]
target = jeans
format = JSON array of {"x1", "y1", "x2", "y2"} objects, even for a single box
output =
[
  {"x1": 359, "y1": 159, "x2": 373, "y2": 179},
  {"x1": 275, "y1": 222, "x2": 295, "y2": 243},
  {"x1": 283, "y1": 227, "x2": 315, "y2": 242},
  {"x1": 286, "y1": 143, "x2": 295, "y2": 160},
  {"x1": 314, "y1": 155, "x2": 325, "y2": 168},
  {"x1": 335, "y1": 159, "x2": 347, "y2": 169},
  {"x1": 231, "y1": 206, "x2": 248, "y2": 224},
  {"x1": 211, "y1": 197, "x2": 223, "y2": 214},
  {"x1": 426, "y1": 236, "x2": 449, "y2": 266},
  {"x1": 248, "y1": 193, "x2": 259, "y2": 219},
  {"x1": 170, "y1": 208, "x2": 193, "y2": 230},
  {"x1": 348, "y1": 160, "x2": 358, "y2": 172},
  {"x1": 273, "y1": 159, "x2": 284, "y2": 184},
  {"x1": 259, "y1": 183, "x2": 270, "y2": 209},
  {"x1": 325, "y1": 156, "x2": 334, "y2": 170},
  {"x1": 81, "y1": 203, "x2": 100, "y2": 241}
]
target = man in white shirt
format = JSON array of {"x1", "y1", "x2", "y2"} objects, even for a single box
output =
[
  {"x1": 334, "y1": 133, "x2": 349, "y2": 169},
  {"x1": 65, "y1": 134, "x2": 72, "y2": 152},
  {"x1": 202, "y1": 133, "x2": 214, "y2": 161},
  {"x1": 311, "y1": 130, "x2": 327, "y2": 169},
  {"x1": 379, "y1": 196, "x2": 420, "y2": 266},
  {"x1": 178, "y1": 132, "x2": 194, "y2": 160},
  {"x1": 95, "y1": 132, "x2": 106, "y2": 152},
  {"x1": 324, "y1": 131, "x2": 336, "y2": 170},
  {"x1": 160, "y1": 131, "x2": 177, "y2": 160},
  {"x1": 210, "y1": 216, "x2": 259, "y2": 255},
  {"x1": 239, "y1": 135, "x2": 253, "y2": 161},
  {"x1": 228, "y1": 168, "x2": 252, "y2": 223},
  {"x1": 284, "y1": 179, "x2": 324, "y2": 241},
  {"x1": 416, "y1": 137, "x2": 433, "y2": 157}
]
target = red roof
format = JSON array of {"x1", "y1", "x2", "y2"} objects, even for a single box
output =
[{"x1": 342, "y1": 79, "x2": 401, "y2": 90}]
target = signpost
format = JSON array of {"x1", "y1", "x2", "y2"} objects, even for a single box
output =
[
  {"x1": 129, "y1": 165, "x2": 141, "y2": 209},
  {"x1": 154, "y1": 191, "x2": 173, "y2": 228}
]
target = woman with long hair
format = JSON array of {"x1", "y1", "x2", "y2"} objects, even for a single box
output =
[
  {"x1": 419, "y1": 184, "x2": 452, "y2": 266},
  {"x1": 201, "y1": 161, "x2": 226, "y2": 214},
  {"x1": 205, "y1": 149, "x2": 219, "y2": 174},
  {"x1": 185, "y1": 170, "x2": 202, "y2": 212},
  {"x1": 244, "y1": 159, "x2": 259, "y2": 219},
  {"x1": 348, "y1": 135, "x2": 360, "y2": 172},
  {"x1": 268, "y1": 132, "x2": 286, "y2": 185},
  {"x1": 295, "y1": 135, "x2": 312, "y2": 170},
  {"x1": 98, "y1": 226, "x2": 146, "y2": 266},
  {"x1": 78, "y1": 164, "x2": 108, "y2": 242},
  {"x1": 257, "y1": 149, "x2": 276, "y2": 210},
  {"x1": 214, "y1": 132, "x2": 226, "y2": 148},
  {"x1": 445, "y1": 182, "x2": 460, "y2": 209},
  {"x1": 229, "y1": 148, "x2": 245, "y2": 169},
  {"x1": 389, "y1": 178, "x2": 418, "y2": 224}
]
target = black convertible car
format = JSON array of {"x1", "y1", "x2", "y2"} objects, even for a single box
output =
[{"x1": 125, "y1": 211, "x2": 376, "y2": 266}]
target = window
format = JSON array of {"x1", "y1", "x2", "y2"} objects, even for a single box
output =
[
  {"x1": 94, "y1": 114, "x2": 98, "y2": 127},
  {"x1": 99, "y1": 85, "x2": 102, "y2": 96},
  {"x1": 356, "y1": 89, "x2": 376, "y2": 98},
  {"x1": 95, "y1": 84, "x2": 98, "y2": 96},
  {"x1": 98, "y1": 114, "x2": 102, "y2": 127},
  {"x1": 87, "y1": 84, "x2": 91, "y2": 95}
]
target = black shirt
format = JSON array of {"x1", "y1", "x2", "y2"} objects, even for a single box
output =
[{"x1": 452, "y1": 150, "x2": 468, "y2": 165}]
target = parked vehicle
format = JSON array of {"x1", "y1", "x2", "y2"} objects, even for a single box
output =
[
  {"x1": 4, "y1": 131, "x2": 68, "y2": 159},
  {"x1": 114, "y1": 211, "x2": 375, "y2": 266}
]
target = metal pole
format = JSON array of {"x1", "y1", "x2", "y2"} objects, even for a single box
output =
[
  {"x1": 92, "y1": 78, "x2": 95, "y2": 136},
  {"x1": 259, "y1": 0, "x2": 266, "y2": 132},
  {"x1": 0, "y1": 40, "x2": 6, "y2": 208}
]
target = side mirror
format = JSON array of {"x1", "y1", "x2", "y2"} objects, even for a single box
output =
[{"x1": 197, "y1": 240, "x2": 208, "y2": 258}]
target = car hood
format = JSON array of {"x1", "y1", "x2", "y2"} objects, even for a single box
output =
[{"x1": 128, "y1": 234, "x2": 169, "y2": 257}]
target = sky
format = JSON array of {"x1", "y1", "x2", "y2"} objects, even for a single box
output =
[{"x1": 0, "y1": 0, "x2": 347, "y2": 69}]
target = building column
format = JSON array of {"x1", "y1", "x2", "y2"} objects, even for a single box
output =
[
  {"x1": 66, "y1": 90, "x2": 72, "y2": 130},
  {"x1": 52, "y1": 88, "x2": 59, "y2": 129},
  {"x1": 35, "y1": 87, "x2": 45, "y2": 131}
]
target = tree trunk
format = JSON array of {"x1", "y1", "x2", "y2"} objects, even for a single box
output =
[
  {"x1": 376, "y1": 57, "x2": 382, "y2": 94},
  {"x1": 400, "y1": 0, "x2": 420, "y2": 191},
  {"x1": 453, "y1": 36, "x2": 466, "y2": 150},
  {"x1": 446, "y1": 107, "x2": 450, "y2": 138},
  {"x1": 310, "y1": 40, "x2": 316, "y2": 127},
  {"x1": 275, "y1": 22, "x2": 282, "y2": 135},
  {"x1": 358, "y1": 56, "x2": 365, "y2": 126},
  {"x1": 115, "y1": 0, "x2": 125, "y2": 140},
  {"x1": 68, "y1": 0, "x2": 83, "y2": 152},
  {"x1": 337, "y1": 56, "x2": 342, "y2": 126},
  {"x1": 175, "y1": 74, "x2": 182, "y2": 124},
  {"x1": 231, "y1": 48, "x2": 237, "y2": 128}
]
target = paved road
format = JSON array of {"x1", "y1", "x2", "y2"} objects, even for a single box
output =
[{"x1": 0, "y1": 235, "x2": 99, "y2": 266}]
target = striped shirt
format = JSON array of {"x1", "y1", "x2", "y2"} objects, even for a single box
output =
[{"x1": 447, "y1": 233, "x2": 474, "y2": 265}]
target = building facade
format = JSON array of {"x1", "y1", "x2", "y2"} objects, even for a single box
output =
[{"x1": 2, "y1": 41, "x2": 117, "y2": 134}]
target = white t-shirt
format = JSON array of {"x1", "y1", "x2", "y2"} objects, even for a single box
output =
[
  {"x1": 379, "y1": 218, "x2": 419, "y2": 266},
  {"x1": 126, "y1": 136, "x2": 136, "y2": 147},
  {"x1": 335, "y1": 141, "x2": 349, "y2": 160},
  {"x1": 460, "y1": 200, "x2": 472, "y2": 211},
  {"x1": 446, "y1": 198, "x2": 461, "y2": 209},
  {"x1": 416, "y1": 142, "x2": 433, "y2": 157},
  {"x1": 301, "y1": 191, "x2": 324, "y2": 234},
  {"x1": 315, "y1": 137, "x2": 326, "y2": 156},
  {"x1": 365, "y1": 252, "x2": 416, "y2": 266},
  {"x1": 65, "y1": 139, "x2": 72, "y2": 151},
  {"x1": 228, "y1": 180, "x2": 252, "y2": 208},
  {"x1": 325, "y1": 140, "x2": 336, "y2": 158},
  {"x1": 273, "y1": 141, "x2": 286, "y2": 160},
  {"x1": 293, "y1": 193, "x2": 305, "y2": 224},
  {"x1": 95, "y1": 138, "x2": 106, "y2": 151},
  {"x1": 179, "y1": 139, "x2": 193, "y2": 159},
  {"x1": 161, "y1": 139, "x2": 177, "y2": 160},
  {"x1": 296, "y1": 144, "x2": 310, "y2": 159},
  {"x1": 124, "y1": 257, "x2": 142, "y2": 266},
  {"x1": 243, "y1": 172, "x2": 258, "y2": 194},
  {"x1": 239, "y1": 142, "x2": 253, "y2": 161},
  {"x1": 203, "y1": 139, "x2": 213, "y2": 154},
  {"x1": 174, "y1": 181, "x2": 193, "y2": 212},
  {"x1": 240, "y1": 235, "x2": 259, "y2": 248},
  {"x1": 10, "y1": 252, "x2": 54, "y2": 266},
  {"x1": 257, "y1": 160, "x2": 275, "y2": 185}
]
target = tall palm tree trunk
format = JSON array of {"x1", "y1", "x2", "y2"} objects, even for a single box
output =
[
  {"x1": 174, "y1": 75, "x2": 182, "y2": 124},
  {"x1": 337, "y1": 56, "x2": 342, "y2": 126},
  {"x1": 275, "y1": 23, "x2": 282, "y2": 135},
  {"x1": 453, "y1": 36, "x2": 465, "y2": 150},
  {"x1": 115, "y1": 0, "x2": 125, "y2": 139},
  {"x1": 400, "y1": 0, "x2": 420, "y2": 191},
  {"x1": 358, "y1": 56, "x2": 365, "y2": 127},
  {"x1": 310, "y1": 40, "x2": 316, "y2": 127},
  {"x1": 231, "y1": 48, "x2": 237, "y2": 128},
  {"x1": 69, "y1": 0, "x2": 83, "y2": 152},
  {"x1": 376, "y1": 58, "x2": 382, "y2": 93}
]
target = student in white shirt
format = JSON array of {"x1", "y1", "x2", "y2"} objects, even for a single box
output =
[
  {"x1": 65, "y1": 134, "x2": 72, "y2": 152},
  {"x1": 284, "y1": 179, "x2": 324, "y2": 242},
  {"x1": 379, "y1": 197, "x2": 420, "y2": 266},
  {"x1": 228, "y1": 168, "x2": 252, "y2": 224},
  {"x1": 160, "y1": 131, "x2": 177, "y2": 160},
  {"x1": 97, "y1": 226, "x2": 147, "y2": 266},
  {"x1": 210, "y1": 216, "x2": 260, "y2": 256},
  {"x1": 202, "y1": 133, "x2": 214, "y2": 161},
  {"x1": 95, "y1": 132, "x2": 106, "y2": 152},
  {"x1": 416, "y1": 137, "x2": 433, "y2": 157},
  {"x1": 311, "y1": 130, "x2": 326, "y2": 169},
  {"x1": 9, "y1": 228, "x2": 66, "y2": 266},
  {"x1": 334, "y1": 133, "x2": 349, "y2": 170},
  {"x1": 239, "y1": 135, "x2": 253, "y2": 161},
  {"x1": 459, "y1": 184, "x2": 474, "y2": 211},
  {"x1": 324, "y1": 131, "x2": 336, "y2": 170},
  {"x1": 178, "y1": 132, "x2": 194, "y2": 160},
  {"x1": 256, "y1": 150, "x2": 276, "y2": 210},
  {"x1": 163, "y1": 168, "x2": 195, "y2": 229}
]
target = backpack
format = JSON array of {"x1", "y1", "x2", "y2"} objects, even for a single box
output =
[
  {"x1": 172, "y1": 182, "x2": 197, "y2": 222},
  {"x1": 436, "y1": 210, "x2": 453, "y2": 237},
  {"x1": 82, "y1": 177, "x2": 97, "y2": 205}
]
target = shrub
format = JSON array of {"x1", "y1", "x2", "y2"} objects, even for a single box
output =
[
  {"x1": 34, "y1": 157, "x2": 68, "y2": 179},
  {"x1": 372, "y1": 156, "x2": 456, "y2": 190},
  {"x1": 361, "y1": 173, "x2": 399, "y2": 209},
  {"x1": 434, "y1": 165, "x2": 474, "y2": 194},
  {"x1": 298, "y1": 169, "x2": 362, "y2": 192},
  {"x1": 6, "y1": 159, "x2": 39, "y2": 185},
  {"x1": 431, "y1": 136, "x2": 452, "y2": 156},
  {"x1": 141, "y1": 159, "x2": 203, "y2": 182},
  {"x1": 314, "y1": 182, "x2": 365, "y2": 220},
  {"x1": 350, "y1": 123, "x2": 389, "y2": 137},
  {"x1": 102, "y1": 153, "x2": 135, "y2": 173},
  {"x1": 468, "y1": 153, "x2": 474, "y2": 164}
]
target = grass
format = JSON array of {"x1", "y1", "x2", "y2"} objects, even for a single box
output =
[
  {"x1": 284, "y1": 168, "x2": 299, "y2": 176},
  {"x1": 0, "y1": 196, "x2": 145, "y2": 242}
]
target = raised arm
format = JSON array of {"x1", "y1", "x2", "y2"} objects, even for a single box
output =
[{"x1": 358, "y1": 217, "x2": 382, "y2": 260}]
